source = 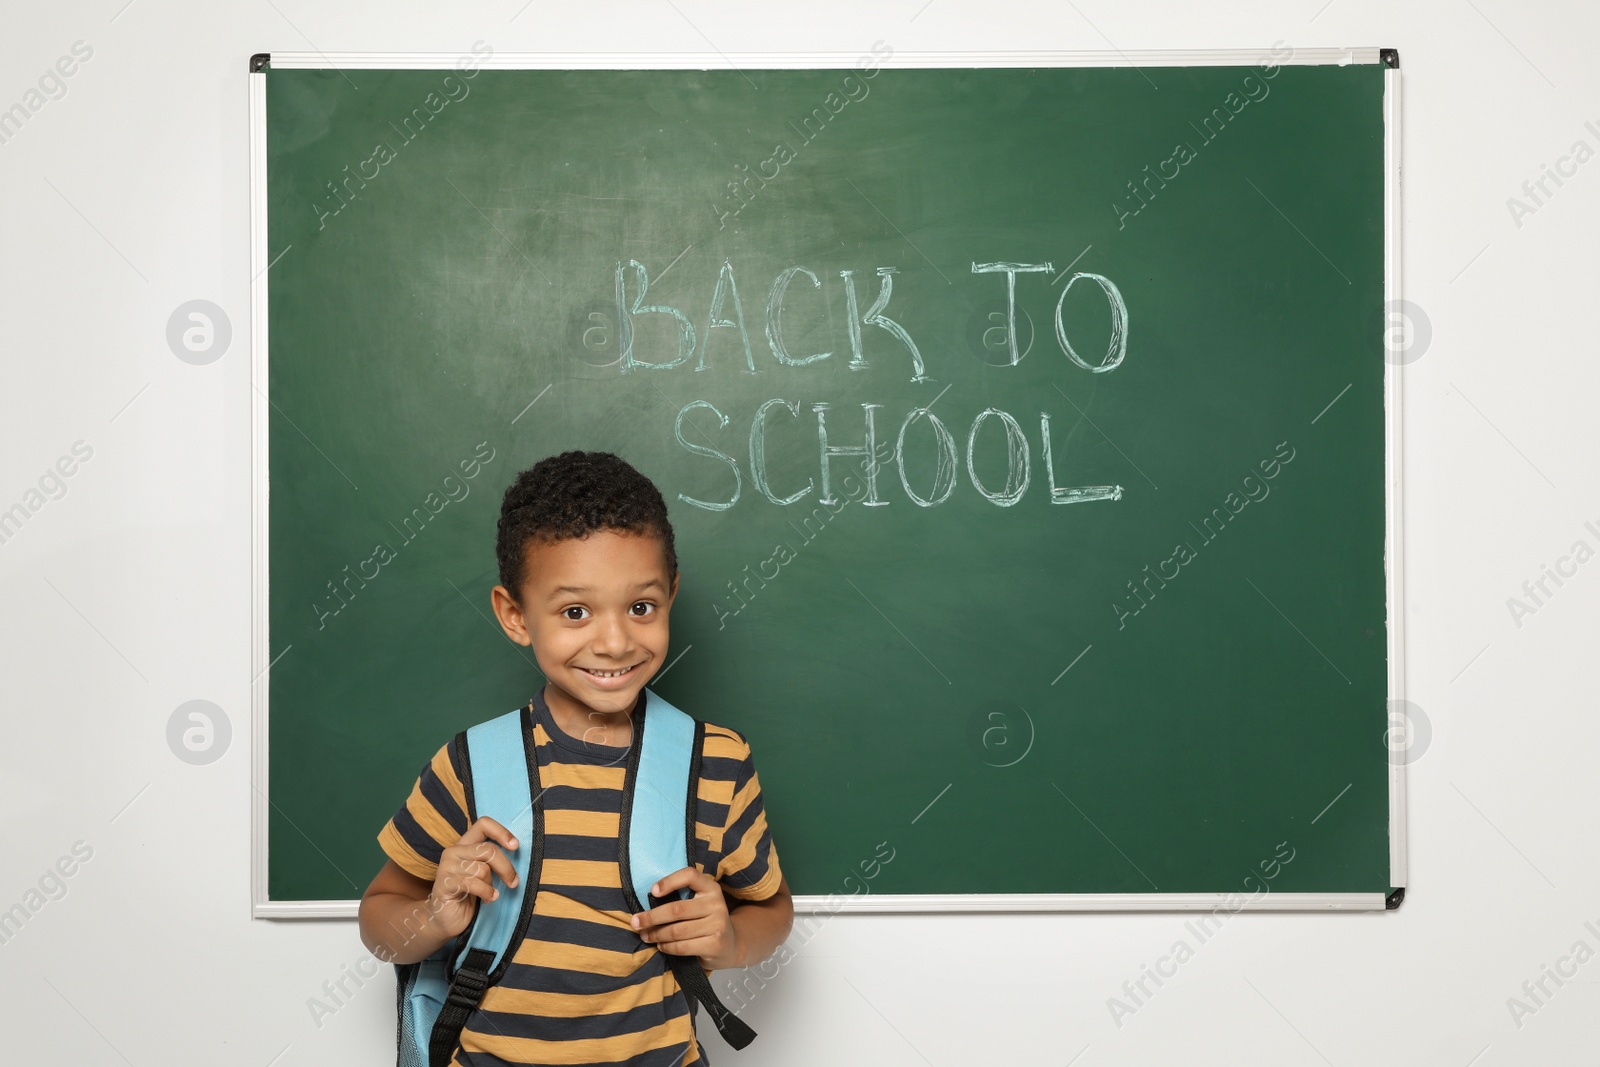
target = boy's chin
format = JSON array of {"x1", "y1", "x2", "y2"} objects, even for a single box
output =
[{"x1": 566, "y1": 668, "x2": 649, "y2": 705}]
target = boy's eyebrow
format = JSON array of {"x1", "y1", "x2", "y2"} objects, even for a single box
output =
[{"x1": 546, "y1": 579, "x2": 665, "y2": 602}]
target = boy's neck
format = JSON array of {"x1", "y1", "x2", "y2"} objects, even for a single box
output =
[{"x1": 541, "y1": 682, "x2": 638, "y2": 747}]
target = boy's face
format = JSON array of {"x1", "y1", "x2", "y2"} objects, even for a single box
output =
[{"x1": 491, "y1": 529, "x2": 679, "y2": 720}]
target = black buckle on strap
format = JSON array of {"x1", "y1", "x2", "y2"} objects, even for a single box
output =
[{"x1": 444, "y1": 967, "x2": 490, "y2": 1010}]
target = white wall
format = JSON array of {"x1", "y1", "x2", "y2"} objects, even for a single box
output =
[{"x1": 2, "y1": 1, "x2": 1597, "y2": 1063}]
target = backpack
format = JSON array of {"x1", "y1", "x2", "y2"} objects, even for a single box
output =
[{"x1": 394, "y1": 686, "x2": 758, "y2": 1067}]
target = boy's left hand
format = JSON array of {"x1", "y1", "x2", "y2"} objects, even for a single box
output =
[{"x1": 631, "y1": 866, "x2": 742, "y2": 971}]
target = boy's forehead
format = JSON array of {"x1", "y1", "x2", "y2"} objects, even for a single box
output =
[{"x1": 522, "y1": 529, "x2": 670, "y2": 591}]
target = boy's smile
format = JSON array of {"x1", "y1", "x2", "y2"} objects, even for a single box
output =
[{"x1": 491, "y1": 528, "x2": 679, "y2": 746}]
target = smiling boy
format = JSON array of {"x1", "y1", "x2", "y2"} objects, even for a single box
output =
[{"x1": 359, "y1": 450, "x2": 793, "y2": 1066}]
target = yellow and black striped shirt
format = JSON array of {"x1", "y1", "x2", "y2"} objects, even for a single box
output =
[{"x1": 377, "y1": 688, "x2": 782, "y2": 1067}]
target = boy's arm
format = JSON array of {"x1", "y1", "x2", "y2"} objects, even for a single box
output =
[
  {"x1": 633, "y1": 867, "x2": 793, "y2": 972},
  {"x1": 358, "y1": 859, "x2": 454, "y2": 965},
  {"x1": 723, "y1": 874, "x2": 794, "y2": 970},
  {"x1": 360, "y1": 815, "x2": 523, "y2": 966},
  {"x1": 365, "y1": 740, "x2": 515, "y2": 965}
]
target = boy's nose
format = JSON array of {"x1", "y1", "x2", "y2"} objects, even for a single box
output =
[{"x1": 592, "y1": 615, "x2": 631, "y2": 654}]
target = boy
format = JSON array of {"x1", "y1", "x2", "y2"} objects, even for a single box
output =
[{"x1": 359, "y1": 450, "x2": 793, "y2": 1066}]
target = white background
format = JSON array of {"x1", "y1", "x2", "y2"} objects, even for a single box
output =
[{"x1": 1, "y1": 1, "x2": 1597, "y2": 1064}]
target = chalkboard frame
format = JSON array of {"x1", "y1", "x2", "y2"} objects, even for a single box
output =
[{"x1": 247, "y1": 48, "x2": 1406, "y2": 918}]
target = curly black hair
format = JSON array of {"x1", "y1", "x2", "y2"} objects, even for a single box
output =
[{"x1": 495, "y1": 450, "x2": 678, "y2": 601}]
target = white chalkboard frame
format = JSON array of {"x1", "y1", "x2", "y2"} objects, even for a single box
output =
[{"x1": 249, "y1": 47, "x2": 1405, "y2": 918}]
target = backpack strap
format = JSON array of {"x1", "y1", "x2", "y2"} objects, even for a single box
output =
[
  {"x1": 626, "y1": 687, "x2": 696, "y2": 911},
  {"x1": 620, "y1": 688, "x2": 757, "y2": 1050},
  {"x1": 428, "y1": 704, "x2": 544, "y2": 1067}
]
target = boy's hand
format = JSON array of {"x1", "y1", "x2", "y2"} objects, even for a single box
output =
[
  {"x1": 631, "y1": 867, "x2": 742, "y2": 971},
  {"x1": 427, "y1": 817, "x2": 520, "y2": 940}
]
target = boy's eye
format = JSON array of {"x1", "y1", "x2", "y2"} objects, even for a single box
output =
[
  {"x1": 630, "y1": 601, "x2": 655, "y2": 617},
  {"x1": 562, "y1": 606, "x2": 589, "y2": 621}
]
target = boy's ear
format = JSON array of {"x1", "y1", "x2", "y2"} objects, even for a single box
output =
[
  {"x1": 490, "y1": 584, "x2": 533, "y2": 646},
  {"x1": 668, "y1": 571, "x2": 680, "y2": 602}
]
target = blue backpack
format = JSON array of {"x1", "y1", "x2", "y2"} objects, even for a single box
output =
[{"x1": 394, "y1": 687, "x2": 757, "y2": 1067}]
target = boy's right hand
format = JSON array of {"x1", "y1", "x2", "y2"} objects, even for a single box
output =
[{"x1": 428, "y1": 817, "x2": 521, "y2": 940}]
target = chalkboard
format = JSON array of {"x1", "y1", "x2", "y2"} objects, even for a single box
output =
[{"x1": 250, "y1": 50, "x2": 1403, "y2": 913}]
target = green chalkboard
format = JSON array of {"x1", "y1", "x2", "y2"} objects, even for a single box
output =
[{"x1": 259, "y1": 57, "x2": 1394, "y2": 906}]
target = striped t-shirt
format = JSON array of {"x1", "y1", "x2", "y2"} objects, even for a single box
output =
[{"x1": 377, "y1": 687, "x2": 782, "y2": 1067}]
